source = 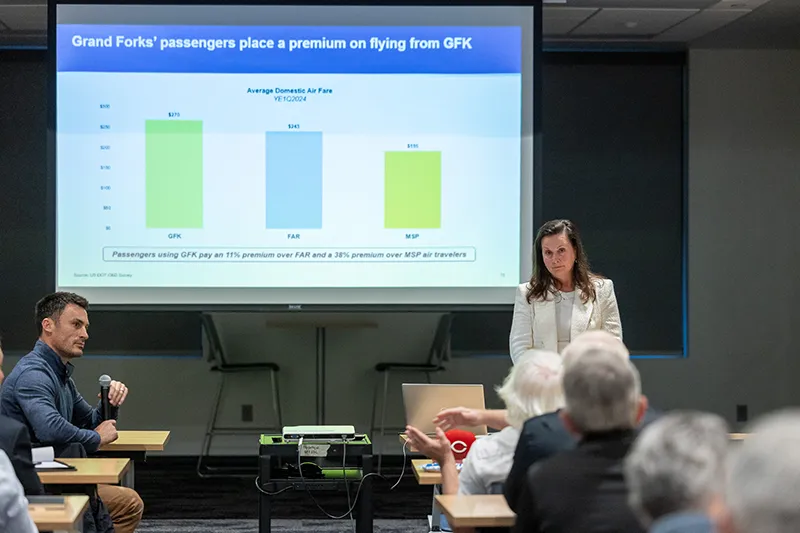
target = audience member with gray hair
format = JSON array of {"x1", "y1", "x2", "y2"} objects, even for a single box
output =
[
  {"x1": 512, "y1": 340, "x2": 648, "y2": 533},
  {"x1": 721, "y1": 409, "x2": 800, "y2": 533},
  {"x1": 561, "y1": 328, "x2": 630, "y2": 361},
  {"x1": 560, "y1": 344, "x2": 644, "y2": 433},
  {"x1": 624, "y1": 411, "x2": 729, "y2": 533},
  {"x1": 505, "y1": 330, "x2": 660, "y2": 512}
]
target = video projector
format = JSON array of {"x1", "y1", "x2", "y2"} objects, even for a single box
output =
[{"x1": 282, "y1": 425, "x2": 356, "y2": 442}]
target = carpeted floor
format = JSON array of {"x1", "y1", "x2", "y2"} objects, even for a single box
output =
[
  {"x1": 136, "y1": 518, "x2": 428, "y2": 532},
  {"x1": 135, "y1": 457, "x2": 430, "y2": 521}
]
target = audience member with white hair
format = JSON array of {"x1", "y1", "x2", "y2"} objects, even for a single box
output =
[
  {"x1": 624, "y1": 411, "x2": 729, "y2": 533},
  {"x1": 405, "y1": 349, "x2": 564, "y2": 499},
  {"x1": 0, "y1": 450, "x2": 37, "y2": 533},
  {"x1": 505, "y1": 330, "x2": 659, "y2": 512},
  {"x1": 512, "y1": 340, "x2": 648, "y2": 533},
  {"x1": 720, "y1": 409, "x2": 800, "y2": 533}
]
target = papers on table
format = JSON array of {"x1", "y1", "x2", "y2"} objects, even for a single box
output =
[{"x1": 32, "y1": 447, "x2": 75, "y2": 471}]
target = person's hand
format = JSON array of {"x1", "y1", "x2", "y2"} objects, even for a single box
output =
[
  {"x1": 405, "y1": 426, "x2": 454, "y2": 464},
  {"x1": 95, "y1": 419, "x2": 118, "y2": 446},
  {"x1": 98, "y1": 380, "x2": 129, "y2": 407},
  {"x1": 433, "y1": 407, "x2": 484, "y2": 431}
]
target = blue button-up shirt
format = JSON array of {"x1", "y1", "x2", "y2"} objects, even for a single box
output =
[
  {"x1": 0, "y1": 340, "x2": 115, "y2": 453},
  {"x1": 650, "y1": 512, "x2": 715, "y2": 533}
]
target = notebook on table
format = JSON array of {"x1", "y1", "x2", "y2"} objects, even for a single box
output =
[{"x1": 32, "y1": 446, "x2": 77, "y2": 471}]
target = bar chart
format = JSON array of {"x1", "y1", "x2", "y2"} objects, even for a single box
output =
[
  {"x1": 384, "y1": 151, "x2": 442, "y2": 229},
  {"x1": 143, "y1": 126, "x2": 447, "y2": 231},
  {"x1": 56, "y1": 69, "x2": 522, "y2": 291},
  {"x1": 265, "y1": 131, "x2": 323, "y2": 230},
  {"x1": 145, "y1": 119, "x2": 204, "y2": 229}
]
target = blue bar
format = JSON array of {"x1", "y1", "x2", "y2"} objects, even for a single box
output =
[
  {"x1": 56, "y1": 25, "x2": 522, "y2": 74},
  {"x1": 265, "y1": 132, "x2": 323, "y2": 229}
]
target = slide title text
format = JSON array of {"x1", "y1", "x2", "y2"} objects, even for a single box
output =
[{"x1": 71, "y1": 34, "x2": 476, "y2": 53}]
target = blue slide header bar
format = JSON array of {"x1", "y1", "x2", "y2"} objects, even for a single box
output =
[{"x1": 57, "y1": 25, "x2": 522, "y2": 74}]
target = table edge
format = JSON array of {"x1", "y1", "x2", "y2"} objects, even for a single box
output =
[
  {"x1": 37, "y1": 458, "x2": 132, "y2": 485},
  {"x1": 29, "y1": 494, "x2": 90, "y2": 529},
  {"x1": 435, "y1": 495, "x2": 517, "y2": 528}
]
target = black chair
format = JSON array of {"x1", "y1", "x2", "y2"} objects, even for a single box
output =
[
  {"x1": 196, "y1": 313, "x2": 283, "y2": 477},
  {"x1": 370, "y1": 313, "x2": 454, "y2": 471}
]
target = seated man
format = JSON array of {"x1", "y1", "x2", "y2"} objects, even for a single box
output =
[
  {"x1": 720, "y1": 410, "x2": 800, "y2": 533},
  {"x1": 0, "y1": 292, "x2": 143, "y2": 533},
  {"x1": 512, "y1": 340, "x2": 648, "y2": 533},
  {"x1": 504, "y1": 331, "x2": 660, "y2": 512},
  {"x1": 624, "y1": 411, "x2": 729, "y2": 533},
  {"x1": 406, "y1": 349, "x2": 564, "y2": 498},
  {"x1": 0, "y1": 449, "x2": 37, "y2": 533},
  {"x1": 0, "y1": 336, "x2": 44, "y2": 497}
]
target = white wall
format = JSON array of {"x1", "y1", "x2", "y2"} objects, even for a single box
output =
[
  {"x1": 4, "y1": 312, "x2": 512, "y2": 455},
  {"x1": 5, "y1": 49, "x2": 800, "y2": 456},
  {"x1": 635, "y1": 48, "x2": 800, "y2": 424}
]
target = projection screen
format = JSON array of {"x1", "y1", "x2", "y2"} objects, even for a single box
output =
[{"x1": 52, "y1": 1, "x2": 541, "y2": 306}]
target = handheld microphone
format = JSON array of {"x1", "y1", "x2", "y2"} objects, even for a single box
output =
[{"x1": 99, "y1": 374, "x2": 113, "y2": 420}]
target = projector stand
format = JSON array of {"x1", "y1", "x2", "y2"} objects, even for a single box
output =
[{"x1": 258, "y1": 435, "x2": 374, "y2": 533}]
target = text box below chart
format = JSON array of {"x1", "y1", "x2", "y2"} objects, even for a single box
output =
[{"x1": 103, "y1": 247, "x2": 476, "y2": 263}]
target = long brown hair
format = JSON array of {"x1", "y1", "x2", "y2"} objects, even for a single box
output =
[{"x1": 526, "y1": 219, "x2": 599, "y2": 304}]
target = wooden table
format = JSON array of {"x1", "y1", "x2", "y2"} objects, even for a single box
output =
[
  {"x1": 99, "y1": 430, "x2": 170, "y2": 452},
  {"x1": 412, "y1": 459, "x2": 443, "y2": 485},
  {"x1": 411, "y1": 459, "x2": 446, "y2": 530},
  {"x1": 97, "y1": 430, "x2": 170, "y2": 488},
  {"x1": 29, "y1": 495, "x2": 89, "y2": 532},
  {"x1": 435, "y1": 494, "x2": 516, "y2": 529},
  {"x1": 37, "y1": 458, "x2": 131, "y2": 486}
]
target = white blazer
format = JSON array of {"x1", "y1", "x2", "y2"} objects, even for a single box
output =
[{"x1": 509, "y1": 278, "x2": 622, "y2": 363}]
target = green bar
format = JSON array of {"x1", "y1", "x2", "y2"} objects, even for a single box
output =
[
  {"x1": 145, "y1": 120, "x2": 203, "y2": 229},
  {"x1": 384, "y1": 151, "x2": 442, "y2": 229}
]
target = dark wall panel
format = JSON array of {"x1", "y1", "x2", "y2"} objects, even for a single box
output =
[{"x1": 540, "y1": 53, "x2": 685, "y2": 353}]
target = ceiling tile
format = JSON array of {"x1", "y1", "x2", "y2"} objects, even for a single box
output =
[
  {"x1": 656, "y1": 8, "x2": 751, "y2": 41},
  {"x1": 692, "y1": 0, "x2": 800, "y2": 49},
  {"x1": 560, "y1": 0, "x2": 716, "y2": 7},
  {"x1": 571, "y1": 8, "x2": 699, "y2": 36},
  {"x1": 0, "y1": 0, "x2": 46, "y2": 6},
  {"x1": 543, "y1": 7, "x2": 599, "y2": 35},
  {"x1": 0, "y1": 5, "x2": 45, "y2": 31},
  {"x1": 709, "y1": 0, "x2": 773, "y2": 9}
]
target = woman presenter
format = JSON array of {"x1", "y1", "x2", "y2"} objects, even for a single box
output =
[{"x1": 509, "y1": 219, "x2": 622, "y2": 362}]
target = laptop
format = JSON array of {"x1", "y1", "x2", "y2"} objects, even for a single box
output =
[{"x1": 401, "y1": 383, "x2": 488, "y2": 435}]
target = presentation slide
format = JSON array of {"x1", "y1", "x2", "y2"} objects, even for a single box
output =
[{"x1": 54, "y1": 4, "x2": 536, "y2": 305}]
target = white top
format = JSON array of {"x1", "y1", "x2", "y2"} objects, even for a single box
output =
[
  {"x1": 0, "y1": 450, "x2": 38, "y2": 533},
  {"x1": 508, "y1": 278, "x2": 622, "y2": 362},
  {"x1": 555, "y1": 290, "x2": 576, "y2": 354},
  {"x1": 458, "y1": 426, "x2": 521, "y2": 495}
]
